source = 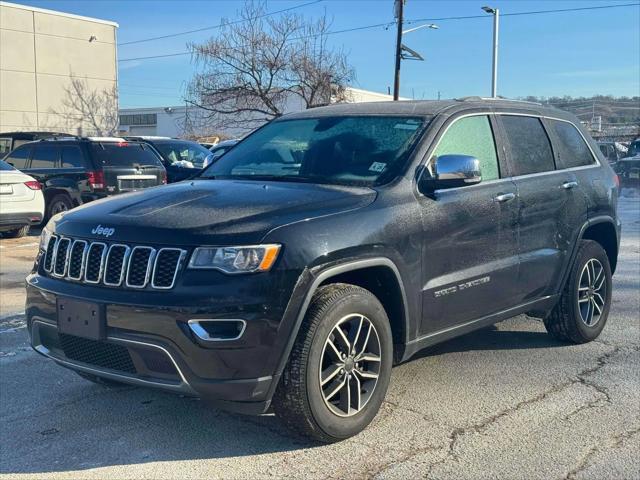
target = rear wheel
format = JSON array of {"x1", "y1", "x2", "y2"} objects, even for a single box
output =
[
  {"x1": 46, "y1": 194, "x2": 72, "y2": 221},
  {"x1": 273, "y1": 283, "x2": 393, "y2": 443},
  {"x1": 1, "y1": 226, "x2": 29, "y2": 238},
  {"x1": 544, "y1": 240, "x2": 612, "y2": 343}
]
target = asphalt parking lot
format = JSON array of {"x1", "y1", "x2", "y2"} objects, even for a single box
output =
[{"x1": 0, "y1": 187, "x2": 638, "y2": 480}]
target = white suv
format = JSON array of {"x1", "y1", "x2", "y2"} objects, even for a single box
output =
[{"x1": 0, "y1": 160, "x2": 44, "y2": 238}]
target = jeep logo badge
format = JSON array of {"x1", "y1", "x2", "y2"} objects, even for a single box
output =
[{"x1": 91, "y1": 225, "x2": 115, "y2": 237}]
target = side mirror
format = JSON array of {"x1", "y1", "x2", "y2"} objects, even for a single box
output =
[{"x1": 419, "y1": 154, "x2": 482, "y2": 192}]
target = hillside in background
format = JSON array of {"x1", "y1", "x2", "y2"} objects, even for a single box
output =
[{"x1": 517, "y1": 95, "x2": 639, "y2": 139}]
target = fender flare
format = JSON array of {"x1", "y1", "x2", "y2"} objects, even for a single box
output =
[
  {"x1": 273, "y1": 257, "x2": 411, "y2": 380},
  {"x1": 560, "y1": 215, "x2": 620, "y2": 288}
]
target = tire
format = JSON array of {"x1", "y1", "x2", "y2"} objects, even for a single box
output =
[
  {"x1": 273, "y1": 283, "x2": 393, "y2": 443},
  {"x1": 75, "y1": 371, "x2": 128, "y2": 387},
  {"x1": 46, "y1": 194, "x2": 73, "y2": 222},
  {"x1": 544, "y1": 240, "x2": 612, "y2": 344},
  {"x1": 2, "y1": 225, "x2": 29, "y2": 238}
]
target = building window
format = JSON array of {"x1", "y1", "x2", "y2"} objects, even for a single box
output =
[{"x1": 119, "y1": 113, "x2": 157, "y2": 126}]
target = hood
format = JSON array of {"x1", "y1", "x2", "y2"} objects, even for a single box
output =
[{"x1": 51, "y1": 179, "x2": 376, "y2": 245}]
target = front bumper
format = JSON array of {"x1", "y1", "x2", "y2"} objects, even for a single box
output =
[{"x1": 25, "y1": 269, "x2": 303, "y2": 414}]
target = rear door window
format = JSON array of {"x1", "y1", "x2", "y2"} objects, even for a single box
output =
[
  {"x1": 31, "y1": 145, "x2": 59, "y2": 168},
  {"x1": 90, "y1": 143, "x2": 164, "y2": 167},
  {"x1": 549, "y1": 120, "x2": 596, "y2": 169},
  {"x1": 61, "y1": 146, "x2": 85, "y2": 168},
  {"x1": 4, "y1": 146, "x2": 31, "y2": 169},
  {"x1": 500, "y1": 115, "x2": 555, "y2": 176},
  {"x1": 433, "y1": 115, "x2": 500, "y2": 181}
]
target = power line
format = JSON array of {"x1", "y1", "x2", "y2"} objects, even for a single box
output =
[
  {"x1": 118, "y1": 2, "x2": 640, "y2": 62},
  {"x1": 118, "y1": 0, "x2": 324, "y2": 46}
]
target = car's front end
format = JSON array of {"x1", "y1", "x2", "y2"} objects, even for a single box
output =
[{"x1": 25, "y1": 178, "x2": 376, "y2": 413}]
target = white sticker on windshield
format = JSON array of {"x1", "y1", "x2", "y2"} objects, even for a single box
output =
[
  {"x1": 394, "y1": 123, "x2": 419, "y2": 130},
  {"x1": 369, "y1": 162, "x2": 387, "y2": 173}
]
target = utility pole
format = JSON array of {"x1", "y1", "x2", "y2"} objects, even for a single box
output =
[{"x1": 393, "y1": 0, "x2": 404, "y2": 101}]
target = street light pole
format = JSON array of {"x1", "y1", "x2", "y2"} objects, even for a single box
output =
[
  {"x1": 482, "y1": 6, "x2": 499, "y2": 98},
  {"x1": 393, "y1": 0, "x2": 404, "y2": 101}
]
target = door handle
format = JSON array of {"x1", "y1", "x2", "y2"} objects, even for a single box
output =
[
  {"x1": 562, "y1": 181, "x2": 578, "y2": 190},
  {"x1": 494, "y1": 192, "x2": 516, "y2": 203}
]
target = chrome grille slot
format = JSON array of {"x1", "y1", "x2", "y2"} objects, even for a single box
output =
[
  {"x1": 104, "y1": 245, "x2": 130, "y2": 286},
  {"x1": 42, "y1": 236, "x2": 184, "y2": 290},
  {"x1": 84, "y1": 243, "x2": 107, "y2": 283},
  {"x1": 126, "y1": 246, "x2": 155, "y2": 288},
  {"x1": 43, "y1": 235, "x2": 58, "y2": 272},
  {"x1": 152, "y1": 248, "x2": 185, "y2": 289},
  {"x1": 53, "y1": 238, "x2": 71, "y2": 277},
  {"x1": 67, "y1": 240, "x2": 87, "y2": 280}
]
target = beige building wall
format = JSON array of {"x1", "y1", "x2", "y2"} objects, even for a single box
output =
[{"x1": 0, "y1": 1, "x2": 118, "y2": 135}]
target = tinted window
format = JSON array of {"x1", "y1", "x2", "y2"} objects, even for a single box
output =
[
  {"x1": 202, "y1": 116, "x2": 426, "y2": 186},
  {"x1": 0, "y1": 138, "x2": 11, "y2": 155},
  {"x1": 90, "y1": 143, "x2": 163, "y2": 167},
  {"x1": 501, "y1": 116, "x2": 555, "y2": 175},
  {"x1": 551, "y1": 120, "x2": 596, "y2": 168},
  {"x1": 433, "y1": 115, "x2": 500, "y2": 181},
  {"x1": 4, "y1": 146, "x2": 31, "y2": 169},
  {"x1": 61, "y1": 146, "x2": 85, "y2": 168},
  {"x1": 31, "y1": 145, "x2": 59, "y2": 168}
]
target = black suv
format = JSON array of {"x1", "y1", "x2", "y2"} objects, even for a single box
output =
[
  {"x1": 3, "y1": 138, "x2": 167, "y2": 221},
  {"x1": 26, "y1": 99, "x2": 620, "y2": 442}
]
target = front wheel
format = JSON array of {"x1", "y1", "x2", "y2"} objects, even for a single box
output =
[
  {"x1": 544, "y1": 240, "x2": 612, "y2": 343},
  {"x1": 273, "y1": 283, "x2": 393, "y2": 443}
]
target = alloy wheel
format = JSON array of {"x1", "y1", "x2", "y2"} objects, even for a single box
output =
[
  {"x1": 51, "y1": 201, "x2": 69, "y2": 215},
  {"x1": 319, "y1": 313, "x2": 381, "y2": 417},
  {"x1": 577, "y1": 258, "x2": 607, "y2": 327}
]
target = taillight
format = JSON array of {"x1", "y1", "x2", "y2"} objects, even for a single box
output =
[
  {"x1": 86, "y1": 171, "x2": 105, "y2": 189},
  {"x1": 161, "y1": 170, "x2": 167, "y2": 184},
  {"x1": 614, "y1": 174, "x2": 620, "y2": 188},
  {"x1": 24, "y1": 180, "x2": 42, "y2": 190}
]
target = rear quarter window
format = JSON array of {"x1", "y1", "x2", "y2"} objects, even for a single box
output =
[
  {"x1": 500, "y1": 115, "x2": 555, "y2": 176},
  {"x1": 90, "y1": 143, "x2": 164, "y2": 167},
  {"x1": 550, "y1": 120, "x2": 596, "y2": 169}
]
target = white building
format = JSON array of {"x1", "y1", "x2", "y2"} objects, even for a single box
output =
[
  {"x1": 0, "y1": 2, "x2": 118, "y2": 135},
  {"x1": 118, "y1": 87, "x2": 401, "y2": 139}
]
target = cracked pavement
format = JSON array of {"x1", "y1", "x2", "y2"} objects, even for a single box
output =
[{"x1": 1, "y1": 188, "x2": 638, "y2": 479}]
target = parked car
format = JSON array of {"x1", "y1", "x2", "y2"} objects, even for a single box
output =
[
  {"x1": 204, "y1": 139, "x2": 239, "y2": 167},
  {"x1": 0, "y1": 131, "x2": 70, "y2": 156},
  {"x1": 2, "y1": 137, "x2": 166, "y2": 222},
  {"x1": 126, "y1": 137, "x2": 214, "y2": 182},
  {"x1": 597, "y1": 141, "x2": 622, "y2": 165},
  {"x1": 27, "y1": 99, "x2": 619, "y2": 442},
  {"x1": 0, "y1": 159, "x2": 44, "y2": 237}
]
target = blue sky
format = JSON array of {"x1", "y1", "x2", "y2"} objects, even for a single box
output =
[{"x1": 21, "y1": 0, "x2": 640, "y2": 107}]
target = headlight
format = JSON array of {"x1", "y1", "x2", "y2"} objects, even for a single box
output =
[
  {"x1": 188, "y1": 244, "x2": 281, "y2": 273},
  {"x1": 39, "y1": 228, "x2": 52, "y2": 252}
]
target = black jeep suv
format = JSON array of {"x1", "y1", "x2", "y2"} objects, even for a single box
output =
[
  {"x1": 3, "y1": 138, "x2": 167, "y2": 221},
  {"x1": 26, "y1": 99, "x2": 620, "y2": 442}
]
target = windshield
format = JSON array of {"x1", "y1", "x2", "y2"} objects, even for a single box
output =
[
  {"x1": 154, "y1": 141, "x2": 212, "y2": 169},
  {"x1": 200, "y1": 116, "x2": 426, "y2": 186}
]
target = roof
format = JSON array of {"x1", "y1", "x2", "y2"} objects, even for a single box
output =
[
  {"x1": 282, "y1": 98, "x2": 574, "y2": 121},
  {"x1": 0, "y1": 1, "x2": 119, "y2": 27}
]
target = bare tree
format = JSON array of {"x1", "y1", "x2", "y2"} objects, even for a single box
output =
[
  {"x1": 187, "y1": 1, "x2": 354, "y2": 133},
  {"x1": 49, "y1": 77, "x2": 119, "y2": 136}
]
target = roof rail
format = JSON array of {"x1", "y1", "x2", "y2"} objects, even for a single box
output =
[
  {"x1": 455, "y1": 96, "x2": 542, "y2": 106},
  {"x1": 38, "y1": 136, "x2": 81, "y2": 142}
]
